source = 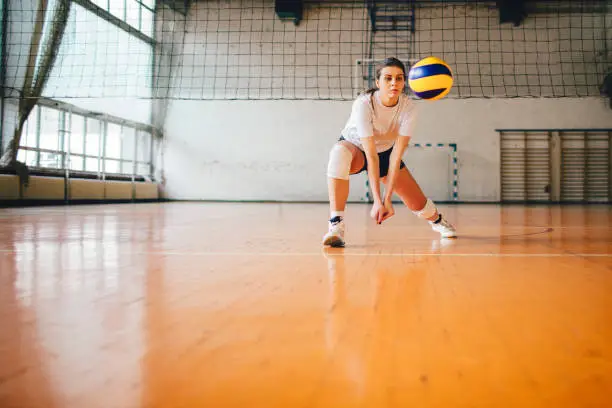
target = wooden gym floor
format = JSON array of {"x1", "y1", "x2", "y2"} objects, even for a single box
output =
[{"x1": 0, "y1": 202, "x2": 611, "y2": 408}]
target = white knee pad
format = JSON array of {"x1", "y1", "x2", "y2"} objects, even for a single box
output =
[
  {"x1": 327, "y1": 144, "x2": 352, "y2": 180},
  {"x1": 412, "y1": 198, "x2": 437, "y2": 219}
]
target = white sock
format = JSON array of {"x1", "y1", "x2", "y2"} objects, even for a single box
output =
[{"x1": 330, "y1": 211, "x2": 344, "y2": 219}]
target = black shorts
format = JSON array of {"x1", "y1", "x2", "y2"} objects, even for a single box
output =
[{"x1": 339, "y1": 136, "x2": 406, "y2": 178}]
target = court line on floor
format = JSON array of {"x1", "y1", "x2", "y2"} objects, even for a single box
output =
[
  {"x1": 150, "y1": 251, "x2": 611, "y2": 257},
  {"x1": 0, "y1": 249, "x2": 609, "y2": 257}
]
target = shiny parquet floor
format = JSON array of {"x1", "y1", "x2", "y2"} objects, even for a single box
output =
[{"x1": 0, "y1": 203, "x2": 611, "y2": 408}]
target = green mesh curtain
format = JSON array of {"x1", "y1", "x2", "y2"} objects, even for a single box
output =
[
  {"x1": 0, "y1": 0, "x2": 5, "y2": 156},
  {"x1": 151, "y1": 3, "x2": 187, "y2": 183},
  {"x1": 0, "y1": 0, "x2": 71, "y2": 169}
]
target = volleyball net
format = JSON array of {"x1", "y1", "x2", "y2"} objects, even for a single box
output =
[{"x1": 2, "y1": 0, "x2": 611, "y2": 101}]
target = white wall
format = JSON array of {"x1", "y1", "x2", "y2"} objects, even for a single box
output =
[
  {"x1": 159, "y1": 1, "x2": 612, "y2": 202},
  {"x1": 162, "y1": 97, "x2": 612, "y2": 202}
]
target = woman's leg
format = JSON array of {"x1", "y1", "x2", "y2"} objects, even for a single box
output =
[
  {"x1": 323, "y1": 141, "x2": 366, "y2": 246},
  {"x1": 382, "y1": 166, "x2": 457, "y2": 237},
  {"x1": 382, "y1": 167, "x2": 438, "y2": 221},
  {"x1": 327, "y1": 141, "x2": 365, "y2": 216}
]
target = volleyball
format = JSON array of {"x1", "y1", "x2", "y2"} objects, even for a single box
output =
[{"x1": 408, "y1": 56, "x2": 454, "y2": 100}]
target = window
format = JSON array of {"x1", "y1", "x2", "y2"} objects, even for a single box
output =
[
  {"x1": 91, "y1": 0, "x2": 108, "y2": 10},
  {"x1": 106, "y1": 123, "x2": 122, "y2": 159},
  {"x1": 22, "y1": 107, "x2": 39, "y2": 148},
  {"x1": 137, "y1": 130, "x2": 152, "y2": 176},
  {"x1": 94, "y1": 0, "x2": 155, "y2": 37},
  {"x1": 18, "y1": 102, "x2": 154, "y2": 179},
  {"x1": 121, "y1": 127, "x2": 136, "y2": 174},
  {"x1": 85, "y1": 119, "x2": 102, "y2": 172},
  {"x1": 69, "y1": 114, "x2": 85, "y2": 171},
  {"x1": 39, "y1": 107, "x2": 62, "y2": 169},
  {"x1": 42, "y1": 2, "x2": 153, "y2": 125}
]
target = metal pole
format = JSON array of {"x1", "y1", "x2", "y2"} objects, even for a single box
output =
[
  {"x1": 523, "y1": 131, "x2": 527, "y2": 201},
  {"x1": 98, "y1": 120, "x2": 105, "y2": 180},
  {"x1": 0, "y1": 0, "x2": 8, "y2": 157},
  {"x1": 65, "y1": 107, "x2": 71, "y2": 202},
  {"x1": 149, "y1": 130, "x2": 154, "y2": 179},
  {"x1": 583, "y1": 131, "x2": 588, "y2": 202},
  {"x1": 59, "y1": 109, "x2": 66, "y2": 201},
  {"x1": 35, "y1": 105, "x2": 41, "y2": 167},
  {"x1": 609, "y1": 131, "x2": 611, "y2": 203},
  {"x1": 132, "y1": 129, "x2": 138, "y2": 201},
  {"x1": 549, "y1": 131, "x2": 562, "y2": 202}
]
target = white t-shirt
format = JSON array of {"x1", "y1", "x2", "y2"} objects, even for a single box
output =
[{"x1": 340, "y1": 91, "x2": 416, "y2": 153}]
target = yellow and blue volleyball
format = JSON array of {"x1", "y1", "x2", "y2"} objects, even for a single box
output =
[{"x1": 408, "y1": 56, "x2": 453, "y2": 101}]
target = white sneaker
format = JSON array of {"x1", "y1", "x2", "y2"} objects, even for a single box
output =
[
  {"x1": 429, "y1": 215, "x2": 457, "y2": 238},
  {"x1": 322, "y1": 216, "x2": 345, "y2": 247}
]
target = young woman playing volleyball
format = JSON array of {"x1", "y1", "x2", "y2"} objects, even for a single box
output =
[{"x1": 322, "y1": 57, "x2": 456, "y2": 247}]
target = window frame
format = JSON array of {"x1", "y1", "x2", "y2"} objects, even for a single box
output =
[{"x1": 18, "y1": 97, "x2": 155, "y2": 181}]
